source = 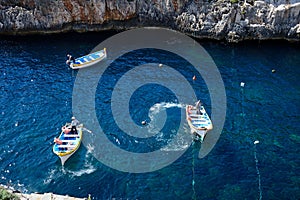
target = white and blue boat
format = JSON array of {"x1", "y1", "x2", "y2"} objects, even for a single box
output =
[
  {"x1": 186, "y1": 102, "x2": 213, "y2": 142},
  {"x1": 53, "y1": 123, "x2": 83, "y2": 165},
  {"x1": 68, "y1": 48, "x2": 107, "y2": 69}
]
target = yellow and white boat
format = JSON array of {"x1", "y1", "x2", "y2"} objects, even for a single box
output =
[{"x1": 53, "y1": 123, "x2": 83, "y2": 165}]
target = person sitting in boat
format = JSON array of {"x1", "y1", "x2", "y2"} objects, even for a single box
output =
[
  {"x1": 187, "y1": 105, "x2": 192, "y2": 114},
  {"x1": 62, "y1": 125, "x2": 71, "y2": 134},
  {"x1": 70, "y1": 116, "x2": 80, "y2": 134},
  {"x1": 66, "y1": 54, "x2": 75, "y2": 65},
  {"x1": 195, "y1": 100, "x2": 203, "y2": 115},
  {"x1": 54, "y1": 137, "x2": 62, "y2": 145}
]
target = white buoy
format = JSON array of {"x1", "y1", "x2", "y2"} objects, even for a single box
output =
[
  {"x1": 141, "y1": 121, "x2": 146, "y2": 125},
  {"x1": 240, "y1": 82, "x2": 245, "y2": 87},
  {"x1": 159, "y1": 63, "x2": 163, "y2": 67},
  {"x1": 254, "y1": 140, "x2": 259, "y2": 144}
]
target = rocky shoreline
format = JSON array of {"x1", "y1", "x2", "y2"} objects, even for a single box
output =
[
  {"x1": 1, "y1": 185, "x2": 86, "y2": 200},
  {"x1": 17, "y1": 192, "x2": 85, "y2": 200},
  {"x1": 0, "y1": 0, "x2": 299, "y2": 42}
]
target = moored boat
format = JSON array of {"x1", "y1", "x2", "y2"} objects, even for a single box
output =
[
  {"x1": 53, "y1": 123, "x2": 83, "y2": 165},
  {"x1": 67, "y1": 48, "x2": 107, "y2": 69},
  {"x1": 186, "y1": 101, "x2": 213, "y2": 142}
]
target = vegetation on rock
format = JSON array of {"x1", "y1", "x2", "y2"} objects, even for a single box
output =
[{"x1": 0, "y1": 187, "x2": 20, "y2": 200}]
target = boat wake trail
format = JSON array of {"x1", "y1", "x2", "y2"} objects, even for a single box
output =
[
  {"x1": 148, "y1": 102, "x2": 185, "y2": 125},
  {"x1": 44, "y1": 150, "x2": 96, "y2": 184},
  {"x1": 63, "y1": 150, "x2": 97, "y2": 177},
  {"x1": 63, "y1": 164, "x2": 96, "y2": 177},
  {"x1": 148, "y1": 102, "x2": 191, "y2": 151},
  {"x1": 43, "y1": 168, "x2": 57, "y2": 185},
  {"x1": 150, "y1": 102, "x2": 186, "y2": 110}
]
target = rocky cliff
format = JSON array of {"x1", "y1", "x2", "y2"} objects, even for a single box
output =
[{"x1": 0, "y1": 0, "x2": 299, "y2": 41}]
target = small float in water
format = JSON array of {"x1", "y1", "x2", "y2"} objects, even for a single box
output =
[
  {"x1": 186, "y1": 100, "x2": 213, "y2": 142},
  {"x1": 53, "y1": 123, "x2": 83, "y2": 165},
  {"x1": 66, "y1": 48, "x2": 107, "y2": 69}
]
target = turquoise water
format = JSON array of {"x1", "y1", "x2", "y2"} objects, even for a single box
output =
[{"x1": 0, "y1": 33, "x2": 299, "y2": 199}]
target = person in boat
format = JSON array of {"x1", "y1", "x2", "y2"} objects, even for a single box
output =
[
  {"x1": 70, "y1": 116, "x2": 80, "y2": 134},
  {"x1": 187, "y1": 105, "x2": 192, "y2": 114},
  {"x1": 66, "y1": 54, "x2": 75, "y2": 65},
  {"x1": 62, "y1": 125, "x2": 71, "y2": 134},
  {"x1": 195, "y1": 100, "x2": 202, "y2": 115},
  {"x1": 54, "y1": 137, "x2": 62, "y2": 145}
]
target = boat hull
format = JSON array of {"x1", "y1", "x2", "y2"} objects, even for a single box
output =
[
  {"x1": 53, "y1": 124, "x2": 83, "y2": 165},
  {"x1": 59, "y1": 152, "x2": 74, "y2": 166},
  {"x1": 186, "y1": 104, "x2": 213, "y2": 142},
  {"x1": 70, "y1": 48, "x2": 106, "y2": 69}
]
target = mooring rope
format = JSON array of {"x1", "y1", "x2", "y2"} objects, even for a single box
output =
[
  {"x1": 254, "y1": 141, "x2": 262, "y2": 200},
  {"x1": 239, "y1": 79, "x2": 262, "y2": 199},
  {"x1": 192, "y1": 141, "x2": 196, "y2": 200}
]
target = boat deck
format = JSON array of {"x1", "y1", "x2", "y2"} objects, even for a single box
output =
[
  {"x1": 187, "y1": 107, "x2": 212, "y2": 130},
  {"x1": 74, "y1": 51, "x2": 104, "y2": 65},
  {"x1": 53, "y1": 131, "x2": 81, "y2": 153}
]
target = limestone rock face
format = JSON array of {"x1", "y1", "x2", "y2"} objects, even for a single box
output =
[
  {"x1": 0, "y1": 0, "x2": 299, "y2": 41},
  {"x1": 0, "y1": 0, "x2": 137, "y2": 32},
  {"x1": 173, "y1": 0, "x2": 300, "y2": 41}
]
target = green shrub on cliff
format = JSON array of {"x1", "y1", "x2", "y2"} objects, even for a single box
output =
[
  {"x1": 230, "y1": 0, "x2": 239, "y2": 3},
  {"x1": 0, "y1": 187, "x2": 20, "y2": 200}
]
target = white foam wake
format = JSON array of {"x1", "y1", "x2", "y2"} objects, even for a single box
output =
[
  {"x1": 148, "y1": 102, "x2": 191, "y2": 151},
  {"x1": 150, "y1": 102, "x2": 185, "y2": 111},
  {"x1": 44, "y1": 149, "x2": 97, "y2": 184},
  {"x1": 64, "y1": 166, "x2": 96, "y2": 177},
  {"x1": 147, "y1": 102, "x2": 185, "y2": 134},
  {"x1": 65, "y1": 149, "x2": 97, "y2": 177}
]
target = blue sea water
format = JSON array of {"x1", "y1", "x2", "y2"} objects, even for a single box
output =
[{"x1": 0, "y1": 32, "x2": 299, "y2": 200}]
